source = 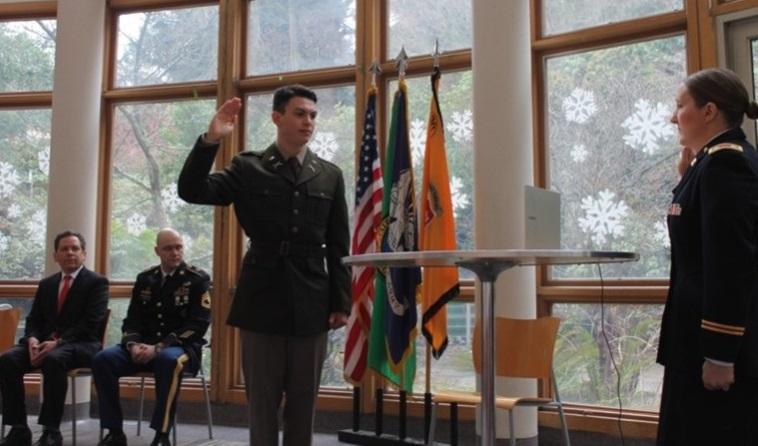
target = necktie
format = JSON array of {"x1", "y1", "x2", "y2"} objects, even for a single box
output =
[
  {"x1": 58, "y1": 275, "x2": 72, "y2": 313},
  {"x1": 288, "y1": 157, "x2": 301, "y2": 178}
]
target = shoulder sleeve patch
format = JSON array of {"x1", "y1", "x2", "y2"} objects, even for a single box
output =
[
  {"x1": 707, "y1": 143, "x2": 743, "y2": 155},
  {"x1": 201, "y1": 291, "x2": 212, "y2": 309}
]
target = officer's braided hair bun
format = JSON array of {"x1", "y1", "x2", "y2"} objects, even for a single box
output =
[
  {"x1": 746, "y1": 101, "x2": 758, "y2": 120},
  {"x1": 685, "y1": 68, "x2": 755, "y2": 126}
]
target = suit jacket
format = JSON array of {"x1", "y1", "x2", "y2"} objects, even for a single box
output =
[
  {"x1": 658, "y1": 127, "x2": 758, "y2": 378},
  {"x1": 178, "y1": 136, "x2": 350, "y2": 336},
  {"x1": 22, "y1": 267, "x2": 109, "y2": 348},
  {"x1": 121, "y1": 262, "x2": 211, "y2": 371}
]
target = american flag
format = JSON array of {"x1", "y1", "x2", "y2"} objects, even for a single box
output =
[{"x1": 344, "y1": 88, "x2": 383, "y2": 384}]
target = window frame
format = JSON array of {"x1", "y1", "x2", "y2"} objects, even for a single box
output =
[{"x1": 0, "y1": 3, "x2": 57, "y2": 287}]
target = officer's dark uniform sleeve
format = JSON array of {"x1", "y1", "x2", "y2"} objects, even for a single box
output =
[
  {"x1": 699, "y1": 150, "x2": 758, "y2": 362},
  {"x1": 161, "y1": 269, "x2": 211, "y2": 348},
  {"x1": 121, "y1": 273, "x2": 147, "y2": 346},
  {"x1": 177, "y1": 135, "x2": 245, "y2": 206},
  {"x1": 326, "y1": 169, "x2": 351, "y2": 314}
]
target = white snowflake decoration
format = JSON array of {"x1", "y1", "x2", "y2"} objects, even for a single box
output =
[
  {"x1": 0, "y1": 162, "x2": 21, "y2": 199},
  {"x1": 7, "y1": 203, "x2": 21, "y2": 219},
  {"x1": 621, "y1": 99, "x2": 674, "y2": 155},
  {"x1": 562, "y1": 88, "x2": 597, "y2": 124},
  {"x1": 570, "y1": 144, "x2": 588, "y2": 162},
  {"x1": 38, "y1": 149, "x2": 50, "y2": 175},
  {"x1": 653, "y1": 221, "x2": 670, "y2": 248},
  {"x1": 161, "y1": 184, "x2": 185, "y2": 214},
  {"x1": 446, "y1": 110, "x2": 473, "y2": 143},
  {"x1": 126, "y1": 213, "x2": 147, "y2": 236},
  {"x1": 0, "y1": 233, "x2": 8, "y2": 252},
  {"x1": 27, "y1": 209, "x2": 46, "y2": 246},
  {"x1": 450, "y1": 176, "x2": 470, "y2": 217},
  {"x1": 309, "y1": 132, "x2": 339, "y2": 161},
  {"x1": 578, "y1": 189, "x2": 629, "y2": 246},
  {"x1": 410, "y1": 119, "x2": 426, "y2": 166}
]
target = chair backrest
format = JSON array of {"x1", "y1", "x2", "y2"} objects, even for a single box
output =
[
  {"x1": 472, "y1": 316, "x2": 560, "y2": 380},
  {"x1": 0, "y1": 307, "x2": 22, "y2": 354}
]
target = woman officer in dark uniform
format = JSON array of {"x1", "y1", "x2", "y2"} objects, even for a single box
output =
[{"x1": 657, "y1": 68, "x2": 758, "y2": 445}]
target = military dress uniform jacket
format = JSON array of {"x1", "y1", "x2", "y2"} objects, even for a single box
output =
[
  {"x1": 657, "y1": 127, "x2": 758, "y2": 378},
  {"x1": 178, "y1": 137, "x2": 351, "y2": 336},
  {"x1": 22, "y1": 267, "x2": 109, "y2": 347},
  {"x1": 121, "y1": 262, "x2": 211, "y2": 371}
]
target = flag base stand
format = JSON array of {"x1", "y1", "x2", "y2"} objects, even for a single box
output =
[{"x1": 337, "y1": 429, "x2": 434, "y2": 445}]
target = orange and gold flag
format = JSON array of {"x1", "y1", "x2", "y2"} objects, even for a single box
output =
[{"x1": 420, "y1": 66, "x2": 460, "y2": 358}]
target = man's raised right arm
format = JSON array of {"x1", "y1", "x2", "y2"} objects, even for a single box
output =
[{"x1": 178, "y1": 97, "x2": 244, "y2": 205}]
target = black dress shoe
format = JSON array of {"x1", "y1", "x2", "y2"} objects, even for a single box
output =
[
  {"x1": 97, "y1": 431, "x2": 127, "y2": 446},
  {"x1": 0, "y1": 426, "x2": 32, "y2": 446},
  {"x1": 149, "y1": 433, "x2": 171, "y2": 446},
  {"x1": 32, "y1": 431, "x2": 62, "y2": 446}
]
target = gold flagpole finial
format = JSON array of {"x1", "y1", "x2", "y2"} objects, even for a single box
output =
[
  {"x1": 396, "y1": 46, "x2": 408, "y2": 81},
  {"x1": 369, "y1": 60, "x2": 382, "y2": 88},
  {"x1": 433, "y1": 38, "x2": 440, "y2": 69}
]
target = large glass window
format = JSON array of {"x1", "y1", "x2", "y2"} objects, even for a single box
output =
[
  {"x1": 0, "y1": 109, "x2": 51, "y2": 280},
  {"x1": 546, "y1": 36, "x2": 686, "y2": 279},
  {"x1": 109, "y1": 100, "x2": 216, "y2": 279},
  {"x1": 246, "y1": 0, "x2": 356, "y2": 75},
  {"x1": 553, "y1": 303, "x2": 663, "y2": 411},
  {"x1": 388, "y1": 0, "x2": 472, "y2": 59},
  {"x1": 115, "y1": 5, "x2": 218, "y2": 87},
  {"x1": 542, "y1": 0, "x2": 683, "y2": 36},
  {"x1": 0, "y1": 19, "x2": 56, "y2": 92},
  {"x1": 0, "y1": 18, "x2": 55, "y2": 280}
]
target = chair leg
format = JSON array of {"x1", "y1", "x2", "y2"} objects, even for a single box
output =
[
  {"x1": 1, "y1": 423, "x2": 5, "y2": 438},
  {"x1": 508, "y1": 409, "x2": 517, "y2": 446},
  {"x1": 71, "y1": 375, "x2": 77, "y2": 446},
  {"x1": 553, "y1": 371, "x2": 571, "y2": 446},
  {"x1": 450, "y1": 402, "x2": 458, "y2": 446},
  {"x1": 200, "y1": 375, "x2": 213, "y2": 439},
  {"x1": 172, "y1": 413, "x2": 177, "y2": 446},
  {"x1": 137, "y1": 376, "x2": 146, "y2": 436},
  {"x1": 425, "y1": 401, "x2": 437, "y2": 446}
]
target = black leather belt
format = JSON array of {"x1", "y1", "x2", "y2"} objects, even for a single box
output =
[{"x1": 248, "y1": 241, "x2": 326, "y2": 257}]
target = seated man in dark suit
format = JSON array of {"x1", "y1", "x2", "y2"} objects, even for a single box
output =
[
  {"x1": 0, "y1": 230, "x2": 109, "y2": 446},
  {"x1": 93, "y1": 228, "x2": 211, "y2": 446}
]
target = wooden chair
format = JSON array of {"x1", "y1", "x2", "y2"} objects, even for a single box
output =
[
  {"x1": 0, "y1": 306, "x2": 22, "y2": 438},
  {"x1": 0, "y1": 307, "x2": 22, "y2": 354},
  {"x1": 427, "y1": 316, "x2": 570, "y2": 446}
]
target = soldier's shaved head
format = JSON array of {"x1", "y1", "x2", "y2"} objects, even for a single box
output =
[{"x1": 155, "y1": 228, "x2": 184, "y2": 271}]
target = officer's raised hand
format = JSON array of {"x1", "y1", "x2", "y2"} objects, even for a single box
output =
[{"x1": 205, "y1": 97, "x2": 242, "y2": 143}]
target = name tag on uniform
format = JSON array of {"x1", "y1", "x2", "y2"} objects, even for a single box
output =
[{"x1": 668, "y1": 203, "x2": 682, "y2": 216}]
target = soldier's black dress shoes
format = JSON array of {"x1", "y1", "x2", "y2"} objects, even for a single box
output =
[
  {"x1": 149, "y1": 433, "x2": 171, "y2": 446},
  {"x1": 97, "y1": 431, "x2": 127, "y2": 446}
]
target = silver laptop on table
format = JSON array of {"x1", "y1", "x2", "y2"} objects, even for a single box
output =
[{"x1": 524, "y1": 185, "x2": 561, "y2": 249}]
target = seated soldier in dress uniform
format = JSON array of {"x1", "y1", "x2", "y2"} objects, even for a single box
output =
[{"x1": 92, "y1": 228, "x2": 211, "y2": 446}]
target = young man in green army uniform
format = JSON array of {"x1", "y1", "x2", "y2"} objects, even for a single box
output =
[
  {"x1": 93, "y1": 228, "x2": 211, "y2": 446},
  {"x1": 177, "y1": 85, "x2": 350, "y2": 446}
]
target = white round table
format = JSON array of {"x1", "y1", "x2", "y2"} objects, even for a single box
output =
[{"x1": 343, "y1": 249, "x2": 639, "y2": 445}]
